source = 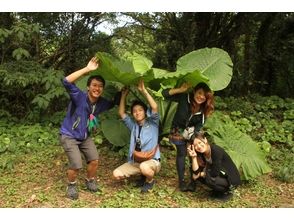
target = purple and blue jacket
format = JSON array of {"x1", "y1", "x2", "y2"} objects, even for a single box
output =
[{"x1": 60, "y1": 78, "x2": 116, "y2": 140}]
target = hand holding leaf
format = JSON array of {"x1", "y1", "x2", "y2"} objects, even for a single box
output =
[
  {"x1": 137, "y1": 79, "x2": 147, "y2": 94},
  {"x1": 121, "y1": 86, "x2": 129, "y2": 97},
  {"x1": 87, "y1": 57, "x2": 99, "y2": 71},
  {"x1": 179, "y1": 82, "x2": 192, "y2": 93}
]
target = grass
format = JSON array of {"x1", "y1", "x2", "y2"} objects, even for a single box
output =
[{"x1": 0, "y1": 143, "x2": 293, "y2": 208}]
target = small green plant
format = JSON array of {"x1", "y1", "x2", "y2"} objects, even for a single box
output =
[{"x1": 0, "y1": 120, "x2": 59, "y2": 171}]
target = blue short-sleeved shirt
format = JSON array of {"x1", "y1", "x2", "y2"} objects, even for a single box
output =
[{"x1": 122, "y1": 109, "x2": 160, "y2": 163}]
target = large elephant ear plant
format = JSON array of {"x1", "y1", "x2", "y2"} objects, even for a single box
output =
[
  {"x1": 175, "y1": 47, "x2": 233, "y2": 91},
  {"x1": 85, "y1": 47, "x2": 233, "y2": 92},
  {"x1": 204, "y1": 111, "x2": 272, "y2": 180}
]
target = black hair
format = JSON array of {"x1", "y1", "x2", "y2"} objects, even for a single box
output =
[
  {"x1": 189, "y1": 82, "x2": 214, "y2": 117},
  {"x1": 190, "y1": 130, "x2": 209, "y2": 144},
  {"x1": 193, "y1": 82, "x2": 211, "y2": 93},
  {"x1": 87, "y1": 75, "x2": 105, "y2": 87},
  {"x1": 131, "y1": 100, "x2": 148, "y2": 114}
]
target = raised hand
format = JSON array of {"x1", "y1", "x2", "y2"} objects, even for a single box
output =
[
  {"x1": 121, "y1": 86, "x2": 129, "y2": 97},
  {"x1": 137, "y1": 78, "x2": 158, "y2": 113},
  {"x1": 86, "y1": 57, "x2": 99, "y2": 71},
  {"x1": 187, "y1": 144, "x2": 197, "y2": 157},
  {"x1": 179, "y1": 82, "x2": 192, "y2": 93},
  {"x1": 65, "y1": 57, "x2": 99, "y2": 83},
  {"x1": 137, "y1": 79, "x2": 147, "y2": 94}
]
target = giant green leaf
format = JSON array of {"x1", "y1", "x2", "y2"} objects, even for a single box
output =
[
  {"x1": 147, "y1": 68, "x2": 179, "y2": 90},
  {"x1": 101, "y1": 118, "x2": 130, "y2": 147},
  {"x1": 92, "y1": 48, "x2": 233, "y2": 91},
  {"x1": 204, "y1": 111, "x2": 272, "y2": 180},
  {"x1": 176, "y1": 48, "x2": 233, "y2": 91},
  {"x1": 124, "y1": 52, "x2": 153, "y2": 74},
  {"x1": 92, "y1": 52, "x2": 154, "y2": 86},
  {"x1": 158, "y1": 99, "x2": 178, "y2": 136},
  {"x1": 93, "y1": 52, "x2": 139, "y2": 85}
]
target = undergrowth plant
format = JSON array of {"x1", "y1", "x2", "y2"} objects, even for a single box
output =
[
  {"x1": 0, "y1": 120, "x2": 59, "y2": 170},
  {"x1": 215, "y1": 94, "x2": 294, "y2": 182}
]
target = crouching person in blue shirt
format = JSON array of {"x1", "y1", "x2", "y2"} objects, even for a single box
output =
[
  {"x1": 60, "y1": 57, "x2": 119, "y2": 200},
  {"x1": 113, "y1": 79, "x2": 161, "y2": 193}
]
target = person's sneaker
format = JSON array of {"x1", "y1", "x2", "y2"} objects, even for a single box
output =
[
  {"x1": 186, "y1": 181, "x2": 196, "y2": 192},
  {"x1": 85, "y1": 178, "x2": 100, "y2": 192},
  {"x1": 141, "y1": 180, "x2": 155, "y2": 193},
  {"x1": 209, "y1": 190, "x2": 233, "y2": 202},
  {"x1": 67, "y1": 182, "x2": 78, "y2": 200},
  {"x1": 135, "y1": 175, "x2": 146, "y2": 187}
]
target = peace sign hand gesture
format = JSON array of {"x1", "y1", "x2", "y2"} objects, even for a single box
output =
[{"x1": 187, "y1": 144, "x2": 197, "y2": 158}]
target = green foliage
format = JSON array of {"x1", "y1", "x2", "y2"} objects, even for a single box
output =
[
  {"x1": 0, "y1": 28, "x2": 11, "y2": 43},
  {"x1": 93, "y1": 48, "x2": 233, "y2": 92},
  {"x1": 0, "y1": 120, "x2": 59, "y2": 171},
  {"x1": 269, "y1": 147, "x2": 294, "y2": 183},
  {"x1": 277, "y1": 161, "x2": 294, "y2": 183},
  {"x1": 98, "y1": 108, "x2": 130, "y2": 158},
  {"x1": 158, "y1": 99, "x2": 178, "y2": 137},
  {"x1": 101, "y1": 118, "x2": 130, "y2": 147},
  {"x1": 0, "y1": 21, "x2": 39, "y2": 62},
  {"x1": 0, "y1": 61, "x2": 66, "y2": 121},
  {"x1": 215, "y1": 95, "x2": 294, "y2": 149},
  {"x1": 12, "y1": 48, "x2": 31, "y2": 60},
  {"x1": 214, "y1": 94, "x2": 294, "y2": 182},
  {"x1": 94, "y1": 52, "x2": 145, "y2": 86},
  {"x1": 283, "y1": 109, "x2": 294, "y2": 120},
  {"x1": 258, "y1": 141, "x2": 271, "y2": 153},
  {"x1": 176, "y1": 48, "x2": 233, "y2": 91},
  {"x1": 204, "y1": 111, "x2": 272, "y2": 180}
]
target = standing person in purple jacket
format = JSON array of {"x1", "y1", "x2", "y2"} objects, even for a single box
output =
[{"x1": 59, "y1": 57, "x2": 119, "y2": 200}]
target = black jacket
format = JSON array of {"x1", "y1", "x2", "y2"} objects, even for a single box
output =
[
  {"x1": 205, "y1": 144, "x2": 241, "y2": 187},
  {"x1": 162, "y1": 89, "x2": 204, "y2": 131}
]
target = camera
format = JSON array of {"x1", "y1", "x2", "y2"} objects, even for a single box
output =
[{"x1": 135, "y1": 138, "x2": 141, "y2": 151}]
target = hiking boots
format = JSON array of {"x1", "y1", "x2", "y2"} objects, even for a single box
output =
[
  {"x1": 179, "y1": 181, "x2": 187, "y2": 192},
  {"x1": 67, "y1": 182, "x2": 78, "y2": 200},
  {"x1": 209, "y1": 190, "x2": 233, "y2": 202},
  {"x1": 185, "y1": 181, "x2": 196, "y2": 192},
  {"x1": 179, "y1": 180, "x2": 196, "y2": 192},
  {"x1": 66, "y1": 179, "x2": 99, "y2": 200},
  {"x1": 141, "y1": 180, "x2": 155, "y2": 193},
  {"x1": 86, "y1": 178, "x2": 100, "y2": 192},
  {"x1": 135, "y1": 175, "x2": 146, "y2": 187}
]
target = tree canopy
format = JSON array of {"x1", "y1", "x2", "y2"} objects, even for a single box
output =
[{"x1": 1, "y1": 12, "x2": 293, "y2": 98}]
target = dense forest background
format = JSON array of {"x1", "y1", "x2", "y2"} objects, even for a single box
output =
[
  {"x1": 0, "y1": 12, "x2": 293, "y2": 208},
  {"x1": 1, "y1": 12, "x2": 294, "y2": 120}
]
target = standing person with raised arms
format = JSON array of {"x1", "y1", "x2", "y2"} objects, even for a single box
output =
[{"x1": 60, "y1": 57, "x2": 119, "y2": 200}]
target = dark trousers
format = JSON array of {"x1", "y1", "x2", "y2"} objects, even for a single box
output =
[
  {"x1": 175, "y1": 143, "x2": 187, "y2": 183},
  {"x1": 199, "y1": 173, "x2": 230, "y2": 193}
]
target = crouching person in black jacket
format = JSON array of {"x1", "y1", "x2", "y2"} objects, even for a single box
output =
[{"x1": 187, "y1": 131, "x2": 241, "y2": 201}]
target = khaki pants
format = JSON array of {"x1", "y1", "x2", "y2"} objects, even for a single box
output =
[{"x1": 114, "y1": 159, "x2": 161, "y2": 178}]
